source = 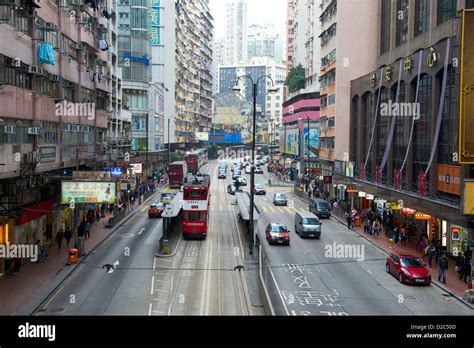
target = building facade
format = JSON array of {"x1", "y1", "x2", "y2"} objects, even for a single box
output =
[
  {"x1": 223, "y1": 0, "x2": 247, "y2": 66},
  {"x1": 348, "y1": 0, "x2": 474, "y2": 259}
]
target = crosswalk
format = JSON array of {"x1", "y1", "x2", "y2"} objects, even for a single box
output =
[{"x1": 260, "y1": 205, "x2": 307, "y2": 214}]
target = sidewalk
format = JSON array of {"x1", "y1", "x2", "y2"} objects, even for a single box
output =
[
  {"x1": 290, "y1": 192, "x2": 473, "y2": 307},
  {"x1": 0, "y1": 188, "x2": 164, "y2": 315}
]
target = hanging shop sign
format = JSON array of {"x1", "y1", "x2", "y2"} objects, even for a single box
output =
[
  {"x1": 334, "y1": 160, "x2": 344, "y2": 175},
  {"x1": 402, "y1": 208, "x2": 416, "y2": 215},
  {"x1": 403, "y1": 57, "x2": 412, "y2": 73},
  {"x1": 346, "y1": 186, "x2": 358, "y2": 193},
  {"x1": 131, "y1": 164, "x2": 143, "y2": 174},
  {"x1": 385, "y1": 66, "x2": 393, "y2": 81},
  {"x1": 358, "y1": 191, "x2": 366, "y2": 198},
  {"x1": 345, "y1": 161, "x2": 354, "y2": 178},
  {"x1": 366, "y1": 194, "x2": 374, "y2": 200},
  {"x1": 323, "y1": 176, "x2": 332, "y2": 184},
  {"x1": 415, "y1": 212, "x2": 431, "y2": 220},
  {"x1": 369, "y1": 73, "x2": 376, "y2": 87},
  {"x1": 451, "y1": 227, "x2": 461, "y2": 241},
  {"x1": 389, "y1": 202, "x2": 401, "y2": 210}
]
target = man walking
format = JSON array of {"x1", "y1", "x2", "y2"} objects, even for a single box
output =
[
  {"x1": 56, "y1": 229, "x2": 64, "y2": 250},
  {"x1": 438, "y1": 253, "x2": 449, "y2": 284},
  {"x1": 64, "y1": 226, "x2": 72, "y2": 248},
  {"x1": 85, "y1": 220, "x2": 92, "y2": 239}
]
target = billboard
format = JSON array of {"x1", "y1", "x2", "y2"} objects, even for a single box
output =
[
  {"x1": 460, "y1": 10, "x2": 474, "y2": 164},
  {"x1": 302, "y1": 128, "x2": 320, "y2": 158},
  {"x1": 208, "y1": 132, "x2": 242, "y2": 144},
  {"x1": 280, "y1": 128, "x2": 299, "y2": 157},
  {"x1": 196, "y1": 132, "x2": 209, "y2": 141},
  {"x1": 214, "y1": 106, "x2": 243, "y2": 125},
  {"x1": 61, "y1": 181, "x2": 116, "y2": 204},
  {"x1": 463, "y1": 180, "x2": 474, "y2": 215}
]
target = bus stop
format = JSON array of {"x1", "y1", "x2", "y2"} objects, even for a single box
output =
[
  {"x1": 158, "y1": 192, "x2": 183, "y2": 255},
  {"x1": 236, "y1": 192, "x2": 260, "y2": 253}
]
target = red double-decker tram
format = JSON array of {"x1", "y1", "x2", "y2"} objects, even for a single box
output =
[
  {"x1": 186, "y1": 149, "x2": 208, "y2": 174},
  {"x1": 182, "y1": 174, "x2": 210, "y2": 239}
]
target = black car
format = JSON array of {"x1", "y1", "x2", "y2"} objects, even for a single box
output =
[
  {"x1": 273, "y1": 193, "x2": 288, "y2": 206},
  {"x1": 227, "y1": 184, "x2": 242, "y2": 195},
  {"x1": 232, "y1": 171, "x2": 241, "y2": 180},
  {"x1": 234, "y1": 177, "x2": 247, "y2": 186}
]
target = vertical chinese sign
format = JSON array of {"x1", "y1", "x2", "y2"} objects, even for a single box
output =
[{"x1": 151, "y1": 0, "x2": 161, "y2": 46}]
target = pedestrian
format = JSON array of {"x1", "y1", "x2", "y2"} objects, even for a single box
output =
[
  {"x1": 372, "y1": 219, "x2": 381, "y2": 237},
  {"x1": 425, "y1": 242, "x2": 436, "y2": 268},
  {"x1": 399, "y1": 227, "x2": 407, "y2": 246},
  {"x1": 455, "y1": 252, "x2": 464, "y2": 277},
  {"x1": 56, "y1": 229, "x2": 64, "y2": 250},
  {"x1": 84, "y1": 220, "x2": 91, "y2": 239},
  {"x1": 363, "y1": 218, "x2": 370, "y2": 234},
  {"x1": 95, "y1": 209, "x2": 101, "y2": 222},
  {"x1": 434, "y1": 240, "x2": 442, "y2": 265},
  {"x1": 13, "y1": 257, "x2": 21, "y2": 275},
  {"x1": 346, "y1": 214, "x2": 353, "y2": 230},
  {"x1": 109, "y1": 204, "x2": 114, "y2": 214},
  {"x1": 460, "y1": 255, "x2": 472, "y2": 283},
  {"x1": 64, "y1": 226, "x2": 72, "y2": 248},
  {"x1": 438, "y1": 253, "x2": 449, "y2": 284}
]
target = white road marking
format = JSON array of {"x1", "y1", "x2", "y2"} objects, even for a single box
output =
[
  {"x1": 148, "y1": 303, "x2": 153, "y2": 316},
  {"x1": 333, "y1": 289, "x2": 340, "y2": 296},
  {"x1": 269, "y1": 267, "x2": 290, "y2": 316},
  {"x1": 153, "y1": 257, "x2": 156, "y2": 271},
  {"x1": 367, "y1": 270, "x2": 373, "y2": 275},
  {"x1": 155, "y1": 272, "x2": 170, "y2": 276},
  {"x1": 277, "y1": 207, "x2": 284, "y2": 213},
  {"x1": 150, "y1": 276, "x2": 155, "y2": 294},
  {"x1": 138, "y1": 228, "x2": 145, "y2": 235},
  {"x1": 155, "y1": 289, "x2": 169, "y2": 293}
]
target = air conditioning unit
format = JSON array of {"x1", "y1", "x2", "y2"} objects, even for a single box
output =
[
  {"x1": 81, "y1": 126, "x2": 90, "y2": 132},
  {"x1": 27, "y1": 127, "x2": 39, "y2": 135},
  {"x1": 71, "y1": 0, "x2": 82, "y2": 5},
  {"x1": 4, "y1": 126, "x2": 16, "y2": 134},
  {"x1": 71, "y1": 43, "x2": 84, "y2": 50},
  {"x1": 71, "y1": 125, "x2": 81, "y2": 132},
  {"x1": 43, "y1": 22, "x2": 58, "y2": 31},
  {"x1": 62, "y1": 124, "x2": 71, "y2": 131},
  {"x1": 50, "y1": 74, "x2": 60, "y2": 82}
]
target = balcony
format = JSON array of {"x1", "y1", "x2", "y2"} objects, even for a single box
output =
[
  {"x1": 319, "y1": 148, "x2": 335, "y2": 161},
  {"x1": 319, "y1": 127, "x2": 335, "y2": 138}
]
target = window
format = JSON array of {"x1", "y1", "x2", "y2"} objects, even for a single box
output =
[
  {"x1": 376, "y1": 88, "x2": 389, "y2": 183},
  {"x1": 414, "y1": 0, "x2": 430, "y2": 37},
  {"x1": 438, "y1": 67, "x2": 455, "y2": 164},
  {"x1": 412, "y1": 75, "x2": 432, "y2": 192},
  {"x1": 393, "y1": 81, "x2": 408, "y2": 178},
  {"x1": 437, "y1": 0, "x2": 456, "y2": 25},
  {"x1": 361, "y1": 92, "x2": 372, "y2": 177},
  {"x1": 380, "y1": 0, "x2": 391, "y2": 54},
  {"x1": 395, "y1": 0, "x2": 409, "y2": 47}
]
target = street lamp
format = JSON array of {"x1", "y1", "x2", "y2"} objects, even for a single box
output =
[{"x1": 233, "y1": 75, "x2": 278, "y2": 255}]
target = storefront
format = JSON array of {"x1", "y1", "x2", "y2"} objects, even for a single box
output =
[{"x1": 15, "y1": 200, "x2": 55, "y2": 247}]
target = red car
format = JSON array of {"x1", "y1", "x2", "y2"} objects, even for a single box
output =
[
  {"x1": 253, "y1": 184, "x2": 266, "y2": 195},
  {"x1": 386, "y1": 252, "x2": 431, "y2": 285},
  {"x1": 148, "y1": 203, "x2": 165, "y2": 218},
  {"x1": 265, "y1": 223, "x2": 290, "y2": 246}
]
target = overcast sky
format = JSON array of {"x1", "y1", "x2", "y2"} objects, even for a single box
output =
[{"x1": 210, "y1": 0, "x2": 287, "y2": 39}]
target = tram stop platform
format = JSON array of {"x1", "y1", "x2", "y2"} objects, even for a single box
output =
[
  {"x1": 235, "y1": 192, "x2": 261, "y2": 241},
  {"x1": 156, "y1": 192, "x2": 183, "y2": 257}
]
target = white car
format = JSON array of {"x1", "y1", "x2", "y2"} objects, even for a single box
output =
[{"x1": 245, "y1": 166, "x2": 251, "y2": 174}]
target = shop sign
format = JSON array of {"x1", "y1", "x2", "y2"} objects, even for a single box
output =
[
  {"x1": 402, "y1": 208, "x2": 416, "y2": 215},
  {"x1": 389, "y1": 202, "x2": 401, "y2": 210},
  {"x1": 73, "y1": 171, "x2": 111, "y2": 180},
  {"x1": 132, "y1": 164, "x2": 143, "y2": 174},
  {"x1": 323, "y1": 176, "x2": 332, "y2": 184},
  {"x1": 415, "y1": 212, "x2": 431, "y2": 220},
  {"x1": 104, "y1": 167, "x2": 123, "y2": 177},
  {"x1": 346, "y1": 186, "x2": 358, "y2": 193},
  {"x1": 437, "y1": 165, "x2": 461, "y2": 195},
  {"x1": 366, "y1": 194, "x2": 374, "y2": 200},
  {"x1": 451, "y1": 227, "x2": 461, "y2": 241},
  {"x1": 358, "y1": 191, "x2": 366, "y2": 198},
  {"x1": 334, "y1": 160, "x2": 344, "y2": 175},
  {"x1": 375, "y1": 198, "x2": 387, "y2": 204},
  {"x1": 61, "y1": 181, "x2": 116, "y2": 204}
]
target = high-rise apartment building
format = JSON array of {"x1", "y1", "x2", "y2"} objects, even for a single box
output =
[
  {"x1": 286, "y1": 0, "x2": 296, "y2": 73},
  {"x1": 223, "y1": 0, "x2": 247, "y2": 66},
  {"x1": 247, "y1": 23, "x2": 285, "y2": 63}
]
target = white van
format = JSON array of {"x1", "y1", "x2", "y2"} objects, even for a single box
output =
[{"x1": 294, "y1": 211, "x2": 322, "y2": 239}]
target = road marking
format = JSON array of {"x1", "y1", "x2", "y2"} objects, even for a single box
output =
[
  {"x1": 299, "y1": 207, "x2": 305, "y2": 212},
  {"x1": 367, "y1": 270, "x2": 373, "y2": 275},
  {"x1": 285, "y1": 207, "x2": 292, "y2": 214},
  {"x1": 153, "y1": 257, "x2": 156, "y2": 271},
  {"x1": 154, "y1": 278, "x2": 166, "y2": 282},
  {"x1": 155, "y1": 272, "x2": 170, "y2": 276},
  {"x1": 333, "y1": 289, "x2": 339, "y2": 296},
  {"x1": 148, "y1": 303, "x2": 153, "y2": 316},
  {"x1": 153, "y1": 309, "x2": 165, "y2": 314},
  {"x1": 138, "y1": 228, "x2": 145, "y2": 235},
  {"x1": 155, "y1": 289, "x2": 169, "y2": 293},
  {"x1": 261, "y1": 206, "x2": 268, "y2": 213},
  {"x1": 268, "y1": 206, "x2": 275, "y2": 213},
  {"x1": 269, "y1": 267, "x2": 290, "y2": 316},
  {"x1": 151, "y1": 276, "x2": 155, "y2": 294},
  {"x1": 43, "y1": 285, "x2": 64, "y2": 309},
  {"x1": 277, "y1": 207, "x2": 284, "y2": 213}
]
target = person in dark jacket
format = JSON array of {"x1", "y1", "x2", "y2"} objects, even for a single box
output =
[
  {"x1": 438, "y1": 253, "x2": 449, "y2": 284},
  {"x1": 64, "y1": 226, "x2": 72, "y2": 247},
  {"x1": 460, "y1": 255, "x2": 472, "y2": 283},
  {"x1": 56, "y1": 229, "x2": 64, "y2": 250}
]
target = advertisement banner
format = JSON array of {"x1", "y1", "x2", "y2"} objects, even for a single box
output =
[
  {"x1": 73, "y1": 171, "x2": 111, "y2": 180},
  {"x1": 196, "y1": 132, "x2": 209, "y2": 141},
  {"x1": 437, "y1": 164, "x2": 461, "y2": 195},
  {"x1": 302, "y1": 128, "x2": 320, "y2": 158},
  {"x1": 460, "y1": 10, "x2": 474, "y2": 164},
  {"x1": 208, "y1": 132, "x2": 242, "y2": 144},
  {"x1": 61, "y1": 181, "x2": 116, "y2": 204},
  {"x1": 463, "y1": 180, "x2": 474, "y2": 215},
  {"x1": 280, "y1": 127, "x2": 299, "y2": 157}
]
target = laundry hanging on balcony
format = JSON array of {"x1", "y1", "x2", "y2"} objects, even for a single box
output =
[
  {"x1": 38, "y1": 42, "x2": 55, "y2": 65},
  {"x1": 98, "y1": 39, "x2": 109, "y2": 51}
]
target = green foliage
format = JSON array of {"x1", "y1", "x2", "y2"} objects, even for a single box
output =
[{"x1": 285, "y1": 64, "x2": 306, "y2": 94}]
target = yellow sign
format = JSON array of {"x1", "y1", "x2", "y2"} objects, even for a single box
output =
[
  {"x1": 415, "y1": 212, "x2": 431, "y2": 220},
  {"x1": 459, "y1": 10, "x2": 474, "y2": 164},
  {"x1": 463, "y1": 181, "x2": 474, "y2": 215}
]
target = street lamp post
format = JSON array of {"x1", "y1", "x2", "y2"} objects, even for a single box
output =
[
  {"x1": 233, "y1": 75, "x2": 277, "y2": 255},
  {"x1": 168, "y1": 117, "x2": 171, "y2": 165}
]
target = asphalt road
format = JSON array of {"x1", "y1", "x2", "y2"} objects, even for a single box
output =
[
  {"x1": 238, "y1": 164, "x2": 473, "y2": 316},
  {"x1": 34, "y1": 161, "x2": 250, "y2": 316}
]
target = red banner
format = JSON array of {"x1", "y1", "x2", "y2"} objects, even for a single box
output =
[
  {"x1": 359, "y1": 163, "x2": 366, "y2": 180},
  {"x1": 375, "y1": 165, "x2": 382, "y2": 185},
  {"x1": 417, "y1": 171, "x2": 427, "y2": 197},
  {"x1": 394, "y1": 169, "x2": 401, "y2": 190}
]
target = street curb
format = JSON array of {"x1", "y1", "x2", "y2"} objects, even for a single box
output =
[
  {"x1": 16, "y1": 190, "x2": 164, "y2": 316},
  {"x1": 330, "y1": 213, "x2": 474, "y2": 310}
]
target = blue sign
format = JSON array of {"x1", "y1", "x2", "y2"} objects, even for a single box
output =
[
  {"x1": 208, "y1": 132, "x2": 242, "y2": 144},
  {"x1": 123, "y1": 52, "x2": 150, "y2": 66},
  {"x1": 104, "y1": 168, "x2": 123, "y2": 177}
]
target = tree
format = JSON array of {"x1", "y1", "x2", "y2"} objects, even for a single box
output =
[{"x1": 285, "y1": 64, "x2": 305, "y2": 94}]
